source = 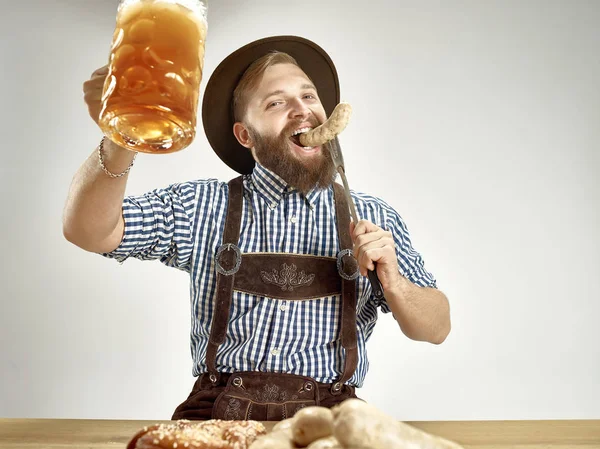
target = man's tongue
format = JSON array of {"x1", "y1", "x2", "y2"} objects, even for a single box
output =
[{"x1": 289, "y1": 134, "x2": 302, "y2": 146}]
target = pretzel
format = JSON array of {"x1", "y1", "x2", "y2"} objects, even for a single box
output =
[
  {"x1": 127, "y1": 420, "x2": 267, "y2": 449},
  {"x1": 299, "y1": 103, "x2": 352, "y2": 147}
]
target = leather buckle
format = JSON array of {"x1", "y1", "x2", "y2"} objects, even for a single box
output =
[
  {"x1": 215, "y1": 243, "x2": 242, "y2": 276},
  {"x1": 337, "y1": 249, "x2": 359, "y2": 280}
]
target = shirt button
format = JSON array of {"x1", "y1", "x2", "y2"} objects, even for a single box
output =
[
  {"x1": 269, "y1": 203, "x2": 277, "y2": 209},
  {"x1": 290, "y1": 216, "x2": 298, "y2": 224},
  {"x1": 271, "y1": 348, "x2": 281, "y2": 356},
  {"x1": 280, "y1": 303, "x2": 288, "y2": 312}
]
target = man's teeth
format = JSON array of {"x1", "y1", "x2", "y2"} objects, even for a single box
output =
[{"x1": 292, "y1": 127, "x2": 312, "y2": 136}]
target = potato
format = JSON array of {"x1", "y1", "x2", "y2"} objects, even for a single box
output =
[
  {"x1": 306, "y1": 435, "x2": 342, "y2": 448},
  {"x1": 272, "y1": 417, "x2": 295, "y2": 432},
  {"x1": 291, "y1": 406, "x2": 334, "y2": 447},
  {"x1": 332, "y1": 399, "x2": 464, "y2": 449}
]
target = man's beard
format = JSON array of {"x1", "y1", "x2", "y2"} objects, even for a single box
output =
[{"x1": 247, "y1": 122, "x2": 337, "y2": 195}]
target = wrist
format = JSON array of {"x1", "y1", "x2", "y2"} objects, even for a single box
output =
[
  {"x1": 386, "y1": 272, "x2": 410, "y2": 300},
  {"x1": 98, "y1": 137, "x2": 137, "y2": 178}
]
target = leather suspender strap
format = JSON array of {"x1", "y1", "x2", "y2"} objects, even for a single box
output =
[
  {"x1": 332, "y1": 182, "x2": 359, "y2": 393},
  {"x1": 206, "y1": 176, "x2": 244, "y2": 383}
]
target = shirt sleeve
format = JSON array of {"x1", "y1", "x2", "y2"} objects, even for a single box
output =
[
  {"x1": 383, "y1": 206, "x2": 438, "y2": 289},
  {"x1": 352, "y1": 193, "x2": 437, "y2": 313},
  {"x1": 101, "y1": 180, "x2": 207, "y2": 271}
]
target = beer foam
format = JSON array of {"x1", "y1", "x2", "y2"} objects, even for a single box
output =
[{"x1": 118, "y1": 0, "x2": 207, "y2": 39}]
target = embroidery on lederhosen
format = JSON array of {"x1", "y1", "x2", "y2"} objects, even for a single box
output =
[
  {"x1": 260, "y1": 263, "x2": 315, "y2": 291},
  {"x1": 224, "y1": 398, "x2": 243, "y2": 420},
  {"x1": 250, "y1": 383, "x2": 299, "y2": 402}
]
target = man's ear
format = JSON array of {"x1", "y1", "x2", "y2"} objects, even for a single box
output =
[{"x1": 233, "y1": 122, "x2": 253, "y2": 149}]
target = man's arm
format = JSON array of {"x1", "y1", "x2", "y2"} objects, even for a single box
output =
[
  {"x1": 62, "y1": 65, "x2": 135, "y2": 254},
  {"x1": 382, "y1": 275, "x2": 451, "y2": 344},
  {"x1": 351, "y1": 220, "x2": 451, "y2": 345},
  {"x1": 63, "y1": 139, "x2": 135, "y2": 253}
]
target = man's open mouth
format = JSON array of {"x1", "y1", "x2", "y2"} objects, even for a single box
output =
[{"x1": 289, "y1": 127, "x2": 314, "y2": 149}]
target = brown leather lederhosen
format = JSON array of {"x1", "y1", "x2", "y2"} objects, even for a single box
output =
[{"x1": 172, "y1": 176, "x2": 361, "y2": 421}]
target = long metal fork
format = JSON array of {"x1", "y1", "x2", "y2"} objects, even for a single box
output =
[{"x1": 326, "y1": 136, "x2": 385, "y2": 300}]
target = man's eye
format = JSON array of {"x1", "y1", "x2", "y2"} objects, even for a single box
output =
[
  {"x1": 304, "y1": 94, "x2": 315, "y2": 99},
  {"x1": 268, "y1": 101, "x2": 281, "y2": 108}
]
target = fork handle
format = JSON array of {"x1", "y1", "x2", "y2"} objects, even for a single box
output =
[
  {"x1": 368, "y1": 268, "x2": 385, "y2": 300},
  {"x1": 337, "y1": 168, "x2": 385, "y2": 300}
]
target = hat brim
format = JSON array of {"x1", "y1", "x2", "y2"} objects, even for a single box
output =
[{"x1": 202, "y1": 35, "x2": 340, "y2": 175}]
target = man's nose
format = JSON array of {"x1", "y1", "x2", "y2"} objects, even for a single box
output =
[{"x1": 289, "y1": 98, "x2": 311, "y2": 119}]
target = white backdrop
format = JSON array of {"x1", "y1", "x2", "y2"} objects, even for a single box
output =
[{"x1": 1, "y1": 0, "x2": 599, "y2": 421}]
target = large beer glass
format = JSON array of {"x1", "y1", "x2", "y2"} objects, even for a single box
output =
[{"x1": 99, "y1": 0, "x2": 208, "y2": 153}]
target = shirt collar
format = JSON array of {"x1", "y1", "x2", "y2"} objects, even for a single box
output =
[{"x1": 249, "y1": 163, "x2": 325, "y2": 209}]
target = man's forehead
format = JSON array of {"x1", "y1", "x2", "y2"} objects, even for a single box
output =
[{"x1": 256, "y1": 63, "x2": 315, "y2": 92}]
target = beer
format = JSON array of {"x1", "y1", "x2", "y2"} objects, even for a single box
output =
[{"x1": 99, "y1": 0, "x2": 208, "y2": 153}]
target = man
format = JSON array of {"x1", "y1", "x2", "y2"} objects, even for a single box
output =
[{"x1": 63, "y1": 36, "x2": 451, "y2": 420}]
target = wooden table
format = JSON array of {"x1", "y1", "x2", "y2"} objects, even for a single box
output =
[{"x1": 0, "y1": 418, "x2": 599, "y2": 448}]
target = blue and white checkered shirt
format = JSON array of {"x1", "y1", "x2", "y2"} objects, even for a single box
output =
[{"x1": 103, "y1": 163, "x2": 436, "y2": 387}]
